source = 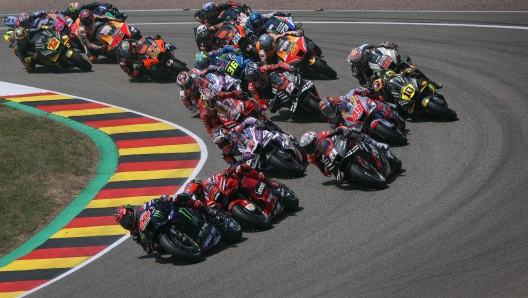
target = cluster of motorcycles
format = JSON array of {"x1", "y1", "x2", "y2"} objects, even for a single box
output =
[{"x1": 3, "y1": 2, "x2": 458, "y2": 263}]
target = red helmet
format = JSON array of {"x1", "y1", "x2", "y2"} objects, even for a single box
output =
[
  {"x1": 176, "y1": 71, "x2": 194, "y2": 90},
  {"x1": 347, "y1": 47, "x2": 366, "y2": 68},
  {"x1": 183, "y1": 179, "x2": 205, "y2": 201},
  {"x1": 115, "y1": 204, "x2": 137, "y2": 231},
  {"x1": 79, "y1": 9, "x2": 94, "y2": 26},
  {"x1": 211, "y1": 127, "x2": 232, "y2": 150}
]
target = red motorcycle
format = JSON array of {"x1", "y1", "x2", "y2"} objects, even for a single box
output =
[
  {"x1": 206, "y1": 175, "x2": 298, "y2": 230},
  {"x1": 215, "y1": 97, "x2": 267, "y2": 130},
  {"x1": 275, "y1": 32, "x2": 337, "y2": 79}
]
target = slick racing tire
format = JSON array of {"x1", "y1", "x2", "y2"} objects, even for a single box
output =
[
  {"x1": 230, "y1": 204, "x2": 272, "y2": 230},
  {"x1": 348, "y1": 163, "x2": 388, "y2": 189},
  {"x1": 170, "y1": 61, "x2": 189, "y2": 76},
  {"x1": 311, "y1": 59, "x2": 337, "y2": 79},
  {"x1": 425, "y1": 99, "x2": 458, "y2": 120},
  {"x1": 221, "y1": 216, "x2": 243, "y2": 243},
  {"x1": 159, "y1": 232, "x2": 204, "y2": 263},
  {"x1": 268, "y1": 153, "x2": 304, "y2": 177},
  {"x1": 69, "y1": 52, "x2": 92, "y2": 71},
  {"x1": 312, "y1": 43, "x2": 323, "y2": 57},
  {"x1": 373, "y1": 122, "x2": 408, "y2": 145},
  {"x1": 305, "y1": 96, "x2": 321, "y2": 115}
]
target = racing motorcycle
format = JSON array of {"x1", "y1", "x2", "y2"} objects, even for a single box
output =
[
  {"x1": 261, "y1": 16, "x2": 323, "y2": 57},
  {"x1": 342, "y1": 94, "x2": 407, "y2": 145},
  {"x1": 138, "y1": 201, "x2": 242, "y2": 263},
  {"x1": 7, "y1": 28, "x2": 92, "y2": 72},
  {"x1": 211, "y1": 51, "x2": 255, "y2": 91},
  {"x1": 322, "y1": 131, "x2": 401, "y2": 188},
  {"x1": 135, "y1": 36, "x2": 189, "y2": 78},
  {"x1": 275, "y1": 31, "x2": 336, "y2": 79},
  {"x1": 205, "y1": 73, "x2": 242, "y2": 92},
  {"x1": 238, "y1": 124, "x2": 305, "y2": 177},
  {"x1": 89, "y1": 20, "x2": 142, "y2": 58},
  {"x1": 214, "y1": 22, "x2": 260, "y2": 62},
  {"x1": 383, "y1": 73, "x2": 457, "y2": 120},
  {"x1": 206, "y1": 174, "x2": 298, "y2": 230},
  {"x1": 268, "y1": 70, "x2": 322, "y2": 115},
  {"x1": 215, "y1": 97, "x2": 267, "y2": 130},
  {"x1": 4, "y1": 14, "x2": 83, "y2": 52},
  {"x1": 217, "y1": 4, "x2": 252, "y2": 24}
]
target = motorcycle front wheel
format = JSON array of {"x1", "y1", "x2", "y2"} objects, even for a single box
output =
[
  {"x1": 230, "y1": 204, "x2": 272, "y2": 230},
  {"x1": 311, "y1": 59, "x2": 337, "y2": 79},
  {"x1": 169, "y1": 61, "x2": 189, "y2": 76},
  {"x1": 348, "y1": 163, "x2": 388, "y2": 189},
  {"x1": 159, "y1": 232, "x2": 204, "y2": 263},
  {"x1": 373, "y1": 122, "x2": 407, "y2": 145},
  {"x1": 69, "y1": 52, "x2": 92, "y2": 71},
  {"x1": 268, "y1": 153, "x2": 304, "y2": 177},
  {"x1": 425, "y1": 99, "x2": 458, "y2": 120}
]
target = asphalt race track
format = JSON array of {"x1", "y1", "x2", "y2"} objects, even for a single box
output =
[{"x1": 1, "y1": 10, "x2": 527, "y2": 297}]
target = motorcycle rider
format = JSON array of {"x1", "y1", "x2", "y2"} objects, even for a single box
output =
[
  {"x1": 76, "y1": 9, "x2": 120, "y2": 63},
  {"x1": 60, "y1": 2, "x2": 116, "y2": 22},
  {"x1": 11, "y1": 27, "x2": 51, "y2": 73},
  {"x1": 193, "y1": 45, "x2": 240, "y2": 70},
  {"x1": 15, "y1": 10, "x2": 58, "y2": 29},
  {"x1": 115, "y1": 180, "x2": 220, "y2": 255},
  {"x1": 199, "y1": 88, "x2": 247, "y2": 135},
  {"x1": 210, "y1": 126, "x2": 250, "y2": 166},
  {"x1": 194, "y1": 1, "x2": 248, "y2": 25},
  {"x1": 245, "y1": 61, "x2": 298, "y2": 113},
  {"x1": 194, "y1": 23, "x2": 224, "y2": 51},
  {"x1": 241, "y1": 11, "x2": 292, "y2": 37},
  {"x1": 319, "y1": 87, "x2": 395, "y2": 129},
  {"x1": 347, "y1": 42, "x2": 442, "y2": 89},
  {"x1": 256, "y1": 31, "x2": 302, "y2": 65},
  {"x1": 299, "y1": 126, "x2": 391, "y2": 183},
  {"x1": 203, "y1": 163, "x2": 287, "y2": 207},
  {"x1": 116, "y1": 35, "x2": 163, "y2": 82}
]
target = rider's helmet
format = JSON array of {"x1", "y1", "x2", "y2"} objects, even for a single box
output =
[
  {"x1": 259, "y1": 34, "x2": 275, "y2": 52},
  {"x1": 183, "y1": 179, "x2": 205, "y2": 201},
  {"x1": 69, "y1": 2, "x2": 82, "y2": 18},
  {"x1": 115, "y1": 204, "x2": 137, "y2": 231},
  {"x1": 194, "y1": 51, "x2": 211, "y2": 69},
  {"x1": 211, "y1": 127, "x2": 233, "y2": 151},
  {"x1": 203, "y1": 2, "x2": 216, "y2": 19},
  {"x1": 371, "y1": 78, "x2": 388, "y2": 97},
  {"x1": 245, "y1": 62, "x2": 261, "y2": 83},
  {"x1": 201, "y1": 88, "x2": 218, "y2": 109},
  {"x1": 176, "y1": 71, "x2": 194, "y2": 90},
  {"x1": 195, "y1": 24, "x2": 211, "y2": 43},
  {"x1": 13, "y1": 28, "x2": 29, "y2": 46},
  {"x1": 319, "y1": 96, "x2": 337, "y2": 118},
  {"x1": 117, "y1": 40, "x2": 135, "y2": 60},
  {"x1": 347, "y1": 47, "x2": 366, "y2": 68},
  {"x1": 249, "y1": 12, "x2": 264, "y2": 32},
  {"x1": 299, "y1": 131, "x2": 319, "y2": 155},
  {"x1": 79, "y1": 9, "x2": 94, "y2": 27},
  {"x1": 17, "y1": 12, "x2": 31, "y2": 29}
]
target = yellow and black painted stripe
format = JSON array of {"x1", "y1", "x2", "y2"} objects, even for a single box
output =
[{"x1": 0, "y1": 87, "x2": 204, "y2": 297}]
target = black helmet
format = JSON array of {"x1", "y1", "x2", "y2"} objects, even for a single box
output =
[
  {"x1": 79, "y1": 9, "x2": 94, "y2": 27},
  {"x1": 259, "y1": 34, "x2": 274, "y2": 52}
]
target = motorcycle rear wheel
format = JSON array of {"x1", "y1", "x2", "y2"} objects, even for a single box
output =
[
  {"x1": 373, "y1": 122, "x2": 407, "y2": 145},
  {"x1": 311, "y1": 59, "x2": 337, "y2": 79},
  {"x1": 69, "y1": 52, "x2": 92, "y2": 71},
  {"x1": 230, "y1": 204, "x2": 272, "y2": 230},
  {"x1": 159, "y1": 232, "x2": 204, "y2": 263},
  {"x1": 268, "y1": 154, "x2": 304, "y2": 177},
  {"x1": 348, "y1": 163, "x2": 388, "y2": 189},
  {"x1": 425, "y1": 100, "x2": 458, "y2": 120}
]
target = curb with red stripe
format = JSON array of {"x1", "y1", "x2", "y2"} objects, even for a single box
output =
[{"x1": 0, "y1": 82, "x2": 207, "y2": 297}]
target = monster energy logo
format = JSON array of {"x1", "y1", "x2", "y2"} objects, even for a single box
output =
[
  {"x1": 153, "y1": 210, "x2": 165, "y2": 219},
  {"x1": 179, "y1": 208, "x2": 199, "y2": 225}
]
